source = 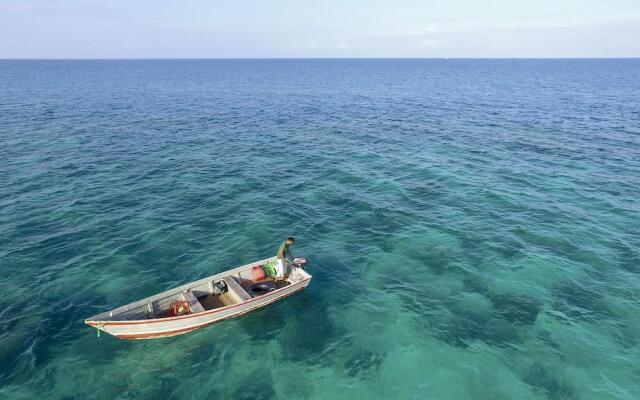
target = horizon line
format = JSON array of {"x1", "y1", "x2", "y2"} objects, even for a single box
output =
[{"x1": 1, "y1": 57, "x2": 639, "y2": 61}]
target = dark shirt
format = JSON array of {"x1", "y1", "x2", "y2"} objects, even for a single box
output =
[{"x1": 277, "y1": 241, "x2": 292, "y2": 260}]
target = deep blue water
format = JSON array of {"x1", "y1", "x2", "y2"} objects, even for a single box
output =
[{"x1": 1, "y1": 59, "x2": 639, "y2": 399}]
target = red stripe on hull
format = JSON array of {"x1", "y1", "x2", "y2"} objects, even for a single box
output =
[
  {"x1": 106, "y1": 285, "x2": 308, "y2": 340},
  {"x1": 86, "y1": 278, "x2": 310, "y2": 327}
]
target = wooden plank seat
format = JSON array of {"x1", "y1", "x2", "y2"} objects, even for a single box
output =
[
  {"x1": 222, "y1": 276, "x2": 252, "y2": 302},
  {"x1": 183, "y1": 291, "x2": 206, "y2": 313}
]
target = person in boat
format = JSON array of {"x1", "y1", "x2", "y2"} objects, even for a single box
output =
[{"x1": 275, "y1": 237, "x2": 295, "y2": 279}]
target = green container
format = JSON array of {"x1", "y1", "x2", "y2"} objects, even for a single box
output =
[{"x1": 263, "y1": 261, "x2": 277, "y2": 278}]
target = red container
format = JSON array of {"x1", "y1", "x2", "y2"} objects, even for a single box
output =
[{"x1": 252, "y1": 265, "x2": 266, "y2": 280}]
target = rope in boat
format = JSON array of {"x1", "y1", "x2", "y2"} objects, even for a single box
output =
[{"x1": 96, "y1": 322, "x2": 105, "y2": 338}]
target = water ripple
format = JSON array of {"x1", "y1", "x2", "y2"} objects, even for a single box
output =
[{"x1": 1, "y1": 59, "x2": 639, "y2": 399}]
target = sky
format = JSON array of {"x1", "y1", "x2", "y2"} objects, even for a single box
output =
[{"x1": 0, "y1": 0, "x2": 639, "y2": 58}]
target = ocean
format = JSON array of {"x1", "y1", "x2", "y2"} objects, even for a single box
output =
[{"x1": 1, "y1": 59, "x2": 639, "y2": 399}]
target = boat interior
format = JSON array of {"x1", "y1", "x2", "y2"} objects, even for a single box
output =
[{"x1": 91, "y1": 265, "x2": 309, "y2": 322}]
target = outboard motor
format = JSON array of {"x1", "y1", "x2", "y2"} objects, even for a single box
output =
[{"x1": 292, "y1": 257, "x2": 307, "y2": 267}]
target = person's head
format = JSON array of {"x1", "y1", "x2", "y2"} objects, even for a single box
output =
[{"x1": 286, "y1": 237, "x2": 295, "y2": 245}]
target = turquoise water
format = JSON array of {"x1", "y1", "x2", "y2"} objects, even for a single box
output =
[{"x1": 1, "y1": 59, "x2": 639, "y2": 399}]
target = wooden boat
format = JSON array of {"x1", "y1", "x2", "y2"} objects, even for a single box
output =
[{"x1": 85, "y1": 256, "x2": 311, "y2": 339}]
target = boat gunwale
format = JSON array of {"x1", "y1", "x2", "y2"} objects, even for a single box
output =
[
  {"x1": 84, "y1": 256, "x2": 278, "y2": 321},
  {"x1": 112, "y1": 284, "x2": 310, "y2": 339},
  {"x1": 85, "y1": 267, "x2": 311, "y2": 326}
]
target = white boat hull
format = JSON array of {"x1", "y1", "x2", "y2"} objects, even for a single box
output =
[{"x1": 85, "y1": 257, "x2": 312, "y2": 339}]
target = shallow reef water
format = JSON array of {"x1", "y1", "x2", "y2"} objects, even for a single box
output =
[{"x1": 1, "y1": 59, "x2": 639, "y2": 399}]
